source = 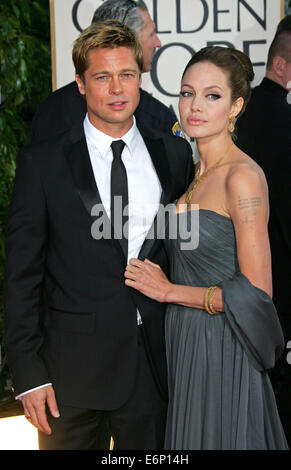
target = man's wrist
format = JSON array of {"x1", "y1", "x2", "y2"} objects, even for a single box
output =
[{"x1": 16, "y1": 383, "x2": 52, "y2": 400}]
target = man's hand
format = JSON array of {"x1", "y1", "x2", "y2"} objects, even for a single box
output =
[{"x1": 21, "y1": 385, "x2": 60, "y2": 435}]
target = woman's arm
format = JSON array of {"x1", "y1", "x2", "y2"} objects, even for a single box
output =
[
  {"x1": 125, "y1": 163, "x2": 272, "y2": 309},
  {"x1": 225, "y1": 163, "x2": 272, "y2": 297},
  {"x1": 124, "y1": 259, "x2": 224, "y2": 312}
]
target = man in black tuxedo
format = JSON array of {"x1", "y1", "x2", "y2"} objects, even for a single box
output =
[
  {"x1": 236, "y1": 16, "x2": 291, "y2": 445},
  {"x1": 4, "y1": 20, "x2": 194, "y2": 450},
  {"x1": 30, "y1": 0, "x2": 181, "y2": 143}
]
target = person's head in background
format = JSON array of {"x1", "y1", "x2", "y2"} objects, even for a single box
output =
[
  {"x1": 91, "y1": 0, "x2": 161, "y2": 73},
  {"x1": 266, "y1": 15, "x2": 291, "y2": 89}
]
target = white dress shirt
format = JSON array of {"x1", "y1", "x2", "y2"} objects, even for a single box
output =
[
  {"x1": 85, "y1": 114, "x2": 162, "y2": 268},
  {"x1": 17, "y1": 115, "x2": 162, "y2": 399}
]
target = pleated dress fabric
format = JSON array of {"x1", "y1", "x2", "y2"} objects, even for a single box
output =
[{"x1": 164, "y1": 209, "x2": 288, "y2": 450}]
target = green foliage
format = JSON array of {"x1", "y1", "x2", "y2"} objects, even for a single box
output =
[{"x1": 0, "y1": 0, "x2": 51, "y2": 394}]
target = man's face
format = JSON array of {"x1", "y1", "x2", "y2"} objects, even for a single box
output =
[
  {"x1": 138, "y1": 9, "x2": 161, "y2": 73},
  {"x1": 76, "y1": 47, "x2": 141, "y2": 137}
]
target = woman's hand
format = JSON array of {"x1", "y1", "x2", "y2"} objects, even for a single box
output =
[
  {"x1": 125, "y1": 258, "x2": 172, "y2": 303},
  {"x1": 125, "y1": 259, "x2": 224, "y2": 311}
]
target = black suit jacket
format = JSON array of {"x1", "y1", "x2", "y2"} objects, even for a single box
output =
[
  {"x1": 4, "y1": 122, "x2": 194, "y2": 410},
  {"x1": 236, "y1": 77, "x2": 291, "y2": 335},
  {"x1": 30, "y1": 81, "x2": 178, "y2": 143}
]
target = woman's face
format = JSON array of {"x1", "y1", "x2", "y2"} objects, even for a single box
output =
[{"x1": 178, "y1": 61, "x2": 241, "y2": 140}]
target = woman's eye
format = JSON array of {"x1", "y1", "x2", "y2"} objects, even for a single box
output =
[
  {"x1": 179, "y1": 90, "x2": 193, "y2": 97},
  {"x1": 207, "y1": 93, "x2": 221, "y2": 100}
]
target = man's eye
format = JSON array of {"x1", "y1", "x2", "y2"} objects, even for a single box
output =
[
  {"x1": 121, "y1": 73, "x2": 135, "y2": 79},
  {"x1": 96, "y1": 76, "x2": 108, "y2": 81}
]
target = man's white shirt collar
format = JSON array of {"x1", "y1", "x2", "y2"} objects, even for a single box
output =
[{"x1": 84, "y1": 113, "x2": 138, "y2": 159}]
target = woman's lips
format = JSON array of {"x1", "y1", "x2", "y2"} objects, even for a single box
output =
[{"x1": 187, "y1": 117, "x2": 207, "y2": 125}]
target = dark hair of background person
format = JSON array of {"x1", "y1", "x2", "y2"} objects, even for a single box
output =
[
  {"x1": 276, "y1": 13, "x2": 291, "y2": 33},
  {"x1": 267, "y1": 15, "x2": 291, "y2": 69}
]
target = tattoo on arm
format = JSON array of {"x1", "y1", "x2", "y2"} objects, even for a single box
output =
[
  {"x1": 238, "y1": 197, "x2": 262, "y2": 210},
  {"x1": 237, "y1": 196, "x2": 262, "y2": 227}
]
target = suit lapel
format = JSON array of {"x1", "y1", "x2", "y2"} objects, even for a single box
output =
[
  {"x1": 141, "y1": 134, "x2": 172, "y2": 205},
  {"x1": 138, "y1": 128, "x2": 174, "y2": 260},
  {"x1": 64, "y1": 125, "x2": 127, "y2": 266},
  {"x1": 65, "y1": 135, "x2": 103, "y2": 217},
  {"x1": 64, "y1": 123, "x2": 175, "y2": 264}
]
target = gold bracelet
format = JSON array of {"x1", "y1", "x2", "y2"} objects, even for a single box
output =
[
  {"x1": 204, "y1": 286, "x2": 215, "y2": 314},
  {"x1": 204, "y1": 286, "x2": 220, "y2": 315},
  {"x1": 208, "y1": 286, "x2": 220, "y2": 314},
  {"x1": 204, "y1": 286, "x2": 211, "y2": 313}
]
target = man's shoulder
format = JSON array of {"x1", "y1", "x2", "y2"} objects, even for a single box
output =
[
  {"x1": 138, "y1": 121, "x2": 185, "y2": 142},
  {"x1": 46, "y1": 81, "x2": 79, "y2": 98},
  {"x1": 238, "y1": 78, "x2": 290, "y2": 127},
  {"x1": 136, "y1": 88, "x2": 180, "y2": 136},
  {"x1": 36, "y1": 81, "x2": 81, "y2": 109},
  {"x1": 139, "y1": 88, "x2": 176, "y2": 120},
  {"x1": 24, "y1": 121, "x2": 84, "y2": 156},
  {"x1": 30, "y1": 81, "x2": 86, "y2": 143},
  {"x1": 251, "y1": 78, "x2": 289, "y2": 109},
  {"x1": 137, "y1": 123, "x2": 192, "y2": 161}
]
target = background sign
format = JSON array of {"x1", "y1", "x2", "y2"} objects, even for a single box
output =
[{"x1": 50, "y1": 0, "x2": 284, "y2": 117}]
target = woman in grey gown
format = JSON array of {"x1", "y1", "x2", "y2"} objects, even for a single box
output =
[{"x1": 125, "y1": 46, "x2": 288, "y2": 450}]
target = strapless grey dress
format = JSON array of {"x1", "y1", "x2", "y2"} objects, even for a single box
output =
[{"x1": 164, "y1": 208, "x2": 288, "y2": 450}]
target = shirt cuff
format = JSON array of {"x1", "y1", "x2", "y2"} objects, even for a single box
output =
[{"x1": 16, "y1": 383, "x2": 52, "y2": 400}]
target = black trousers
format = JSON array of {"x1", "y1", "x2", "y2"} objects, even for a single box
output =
[{"x1": 38, "y1": 328, "x2": 167, "y2": 450}]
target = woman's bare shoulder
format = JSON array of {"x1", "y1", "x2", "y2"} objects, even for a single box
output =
[
  {"x1": 225, "y1": 147, "x2": 268, "y2": 194},
  {"x1": 223, "y1": 147, "x2": 269, "y2": 222}
]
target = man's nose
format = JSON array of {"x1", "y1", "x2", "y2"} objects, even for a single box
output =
[
  {"x1": 154, "y1": 34, "x2": 161, "y2": 49},
  {"x1": 110, "y1": 76, "x2": 123, "y2": 94}
]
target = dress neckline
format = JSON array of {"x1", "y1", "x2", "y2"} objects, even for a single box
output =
[{"x1": 174, "y1": 204, "x2": 232, "y2": 222}]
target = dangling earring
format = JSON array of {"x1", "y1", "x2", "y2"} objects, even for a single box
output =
[{"x1": 228, "y1": 115, "x2": 235, "y2": 133}]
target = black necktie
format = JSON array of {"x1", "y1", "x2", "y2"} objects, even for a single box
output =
[{"x1": 110, "y1": 140, "x2": 128, "y2": 260}]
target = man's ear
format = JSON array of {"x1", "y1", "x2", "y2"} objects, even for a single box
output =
[
  {"x1": 272, "y1": 56, "x2": 286, "y2": 78},
  {"x1": 75, "y1": 74, "x2": 86, "y2": 96}
]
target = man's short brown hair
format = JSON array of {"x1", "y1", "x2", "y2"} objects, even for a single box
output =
[{"x1": 72, "y1": 19, "x2": 143, "y2": 80}]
